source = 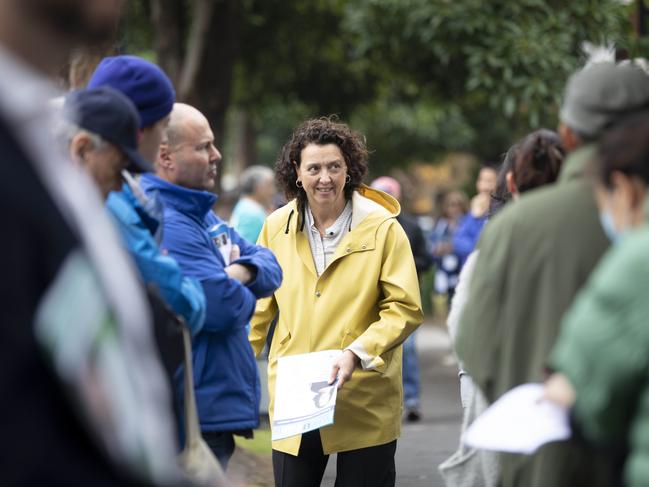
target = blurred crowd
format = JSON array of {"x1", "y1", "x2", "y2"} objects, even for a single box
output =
[{"x1": 5, "y1": 2, "x2": 649, "y2": 487}]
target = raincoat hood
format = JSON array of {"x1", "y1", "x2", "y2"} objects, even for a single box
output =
[{"x1": 284, "y1": 185, "x2": 401, "y2": 236}]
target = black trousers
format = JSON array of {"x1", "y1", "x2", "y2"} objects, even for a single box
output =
[
  {"x1": 272, "y1": 429, "x2": 397, "y2": 487},
  {"x1": 203, "y1": 431, "x2": 236, "y2": 470}
]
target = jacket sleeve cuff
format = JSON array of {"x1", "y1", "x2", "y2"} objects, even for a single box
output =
[
  {"x1": 232, "y1": 257, "x2": 261, "y2": 290},
  {"x1": 345, "y1": 340, "x2": 386, "y2": 373}
]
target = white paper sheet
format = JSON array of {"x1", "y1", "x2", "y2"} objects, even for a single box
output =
[
  {"x1": 272, "y1": 350, "x2": 343, "y2": 441},
  {"x1": 208, "y1": 223, "x2": 232, "y2": 266},
  {"x1": 463, "y1": 383, "x2": 571, "y2": 454}
]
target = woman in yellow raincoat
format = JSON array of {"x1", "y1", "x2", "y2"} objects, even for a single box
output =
[{"x1": 249, "y1": 117, "x2": 423, "y2": 487}]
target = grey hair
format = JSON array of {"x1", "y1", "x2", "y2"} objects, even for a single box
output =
[
  {"x1": 54, "y1": 119, "x2": 107, "y2": 151},
  {"x1": 240, "y1": 165, "x2": 274, "y2": 195}
]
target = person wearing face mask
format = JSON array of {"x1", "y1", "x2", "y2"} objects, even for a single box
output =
[
  {"x1": 545, "y1": 113, "x2": 649, "y2": 487},
  {"x1": 455, "y1": 61, "x2": 649, "y2": 487},
  {"x1": 250, "y1": 117, "x2": 423, "y2": 487}
]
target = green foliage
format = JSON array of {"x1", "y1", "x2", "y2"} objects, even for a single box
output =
[
  {"x1": 351, "y1": 99, "x2": 474, "y2": 174},
  {"x1": 234, "y1": 427, "x2": 272, "y2": 455},
  {"x1": 119, "y1": 0, "x2": 154, "y2": 53},
  {"x1": 236, "y1": 0, "x2": 378, "y2": 115},
  {"x1": 253, "y1": 98, "x2": 314, "y2": 166},
  {"x1": 121, "y1": 0, "x2": 631, "y2": 170},
  {"x1": 344, "y1": 0, "x2": 626, "y2": 127},
  {"x1": 238, "y1": 0, "x2": 628, "y2": 168}
]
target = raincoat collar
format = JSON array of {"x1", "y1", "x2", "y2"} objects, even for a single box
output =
[
  {"x1": 285, "y1": 186, "x2": 400, "y2": 280},
  {"x1": 284, "y1": 185, "x2": 400, "y2": 235},
  {"x1": 140, "y1": 173, "x2": 218, "y2": 220}
]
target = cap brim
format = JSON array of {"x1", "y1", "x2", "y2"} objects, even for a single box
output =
[{"x1": 123, "y1": 146, "x2": 154, "y2": 173}]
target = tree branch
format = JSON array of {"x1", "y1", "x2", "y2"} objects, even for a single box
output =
[{"x1": 179, "y1": 0, "x2": 216, "y2": 100}]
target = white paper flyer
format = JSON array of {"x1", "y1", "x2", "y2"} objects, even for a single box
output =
[
  {"x1": 463, "y1": 383, "x2": 571, "y2": 454},
  {"x1": 272, "y1": 350, "x2": 343, "y2": 441}
]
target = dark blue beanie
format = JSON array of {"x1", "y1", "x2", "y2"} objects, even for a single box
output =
[{"x1": 88, "y1": 55, "x2": 176, "y2": 128}]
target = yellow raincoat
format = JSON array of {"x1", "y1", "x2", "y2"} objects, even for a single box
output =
[{"x1": 250, "y1": 186, "x2": 423, "y2": 455}]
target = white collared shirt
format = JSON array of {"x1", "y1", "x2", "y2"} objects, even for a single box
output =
[{"x1": 304, "y1": 200, "x2": 353, "y2": 276}]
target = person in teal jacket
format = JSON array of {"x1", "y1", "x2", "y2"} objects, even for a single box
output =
[
  {"x1": 546, "y1": 113, "x2": 649, "y2": 487},
  {"x1": 230, "y1": 165, "x2": 275, "y2": 243}
]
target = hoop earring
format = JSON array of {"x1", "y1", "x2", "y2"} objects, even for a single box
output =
[
  {"x1": 345, "y1": 174, "x2": 351, "y2": 184},
  {"x1": 296, "y1": 179, "x2": 303, "y2": 188}
]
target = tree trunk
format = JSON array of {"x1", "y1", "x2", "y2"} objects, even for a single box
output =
[
  {"x1": 152, "y1": 0, "x2": 241, "y2": 192},
  {"x1": 150, "y1": 0, "x2": 186, "y2": 86},
  {"x1": 189, "y1": 0, "x2": 240, "y2": 145},
  {"x1": 189, "y1": 0, "x2": 240, "y2": 191},
  {"x1": 178, "y1": 0, "x2": 216, "y2": 100}
]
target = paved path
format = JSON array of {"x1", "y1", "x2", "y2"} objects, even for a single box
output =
[{"x1": 322, "y1": 322, "x2": 462, "y2": 486}]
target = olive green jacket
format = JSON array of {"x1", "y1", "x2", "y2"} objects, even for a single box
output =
[
  {"x1": 550, "y1": 197, "x2": 649, "y2": 487},
  {"x1": 455, "y1": 146, "x2": 615, "y2": 487}
]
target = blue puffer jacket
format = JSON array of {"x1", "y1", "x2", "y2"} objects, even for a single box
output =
[
  {"x1": 106, "y1": 181, "x2": 206, "y2": 335},
  {"x1": 452, "y1": 213, "x2": 487, "y2": 268},
  {"x1": 140, "y1": 174, "x2": 283, "y2": 432}
]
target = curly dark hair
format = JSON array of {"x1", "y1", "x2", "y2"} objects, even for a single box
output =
[{"x1": 275, "y1": 116, "x2": 369, "y2": 210}]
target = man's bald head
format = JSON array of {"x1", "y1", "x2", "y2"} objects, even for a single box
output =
[
  {"x1": 166, "y1": 103, "x2": 208, "y2": 147},
  {"x1": 157, "y1": 102, "x2": 221, "y2": 191}
]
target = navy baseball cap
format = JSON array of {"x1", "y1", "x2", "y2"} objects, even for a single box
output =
[{"x1": 63, "y1": 86, "x2": 153, "y2": 173}]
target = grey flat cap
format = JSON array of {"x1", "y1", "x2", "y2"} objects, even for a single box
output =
[{"x1": 560, "y1": 62, "x2": 649, "y2": 138}]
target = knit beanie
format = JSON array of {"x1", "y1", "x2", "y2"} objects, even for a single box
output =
[
  {"x1": 88, "y1": 55, "x2": 175, "y2": 128},
  {"x1": 560, "y1": 62, "x2": 649, "y2": 138}
]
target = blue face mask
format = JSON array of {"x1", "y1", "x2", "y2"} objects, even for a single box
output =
[{"x1": 599, "y1": 209, "x2": 625, "y2": 243}]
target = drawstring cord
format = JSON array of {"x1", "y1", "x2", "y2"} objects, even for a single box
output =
[{"x1": 284, "y1": 209, "x2": 294, "y2": 234}]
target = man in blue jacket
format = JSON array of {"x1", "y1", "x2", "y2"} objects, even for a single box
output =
[{"x1": 141, "y1": 103, "x2": 283, "y2": 469}]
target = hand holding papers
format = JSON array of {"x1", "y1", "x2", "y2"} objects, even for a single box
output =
[
  {"x1": 329, "y1": 349, "x2": 360, "y2": 389},
  {"x1": 272, "y1": 350, "x2": 343, "y2": 441},
  {"x1": 463, "y1": 383, "x2": 571, "y2": 454}
]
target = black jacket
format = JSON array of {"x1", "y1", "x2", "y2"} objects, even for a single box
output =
[
  {"x1": 397, "y1": 213, "x2": 431, "y2": 276},
  {"x1": 0, "y1": 116, "x2": 155, "y2": 486}
]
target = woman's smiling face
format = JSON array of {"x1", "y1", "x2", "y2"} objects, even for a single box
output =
[{"x1": 295, "y1": 143, "x2": 348, "y2": 211}]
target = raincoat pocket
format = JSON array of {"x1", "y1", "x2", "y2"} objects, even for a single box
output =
[
  {"x1": 340, "y1": 329, "x2": 360, "y2": 349},
  {"x1": 269, "y1": 327, "x2": 291, "y2": 360}
]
